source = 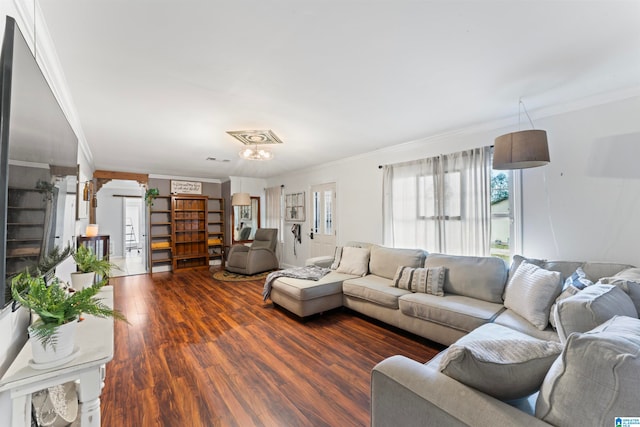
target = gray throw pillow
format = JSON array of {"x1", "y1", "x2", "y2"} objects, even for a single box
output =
[
  {"x1": 439, "y1": 323, "x2": 562, "y2": 400},
  {"x1": 549, "y1": 285, "x2": 581, "y2": 330},
  {"x1": 330, "y1": 246, "x2": 343, "y2": 270},
  {"x1": 504, "y1": 262, "x2": 562, "y2": 330},
  {"x1": 536, "y1": 316, "x2": 640, "y2": 427},
  {"x1": 392, "y1": 266, "x2": 446, "y2": 296},
  {"x1": 554, "y1": 284, "x2": 638, "y2": 343}
]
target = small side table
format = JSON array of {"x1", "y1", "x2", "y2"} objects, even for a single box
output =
[{"x1": 0, "y1": 288, "x2": 114, "y2": 427}]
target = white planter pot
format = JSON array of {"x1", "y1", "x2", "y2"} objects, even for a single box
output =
[
  {"x1": 29, "y1": 319, "x2": 78, "y2": 367},
  {"x1": 70, "y1": 271, "x2": 95, "y2": 290}
]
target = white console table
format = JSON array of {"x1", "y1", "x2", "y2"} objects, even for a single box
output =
[{"x1": 0, "y1": 287, "x2": 114, "y2": 427}]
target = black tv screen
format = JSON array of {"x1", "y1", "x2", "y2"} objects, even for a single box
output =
[{"x1": 0, "y1": 16, "x2": 78, "y2": 308}]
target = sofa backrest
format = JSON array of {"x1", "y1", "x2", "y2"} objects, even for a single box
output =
[
  {"x1": 510, "y1": 256, "x2": 633, "y2": 282},
  {"x1": 424, "y1": 253, "x2": 508, "y2": 303},
  {"x1": 369, "y1": 245, "x2": 427, "y2": 280}
]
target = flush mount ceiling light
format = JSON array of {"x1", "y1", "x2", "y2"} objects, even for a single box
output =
[
  {"x1": 227, "y1": 129, "x2": 282, "y2": 161},
  {"x1": 493, "y1": 100, "x2": 550, "y2": 170}
]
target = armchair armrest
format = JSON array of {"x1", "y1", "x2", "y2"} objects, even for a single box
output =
[{"x1": 371, "y1": 355, "x2": 551, "y2": 427}]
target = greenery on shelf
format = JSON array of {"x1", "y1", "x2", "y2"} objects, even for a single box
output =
[
  {"x1": 38, "y1": 244, "x2": 74, "y2": 273},
  {"x1": 145, "y1": 187, "x2": 159, "y2": 206},
  {"x1": 35, "y1": 179, "x2": 55, "y2": 201},
  {"x1": 11, "y1": 272, "x2": 127, "y2": 349},
  {"x1": 73, "y1": 245, "x2": 117, "y2": 277}
]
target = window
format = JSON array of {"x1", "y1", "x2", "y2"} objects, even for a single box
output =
[
  {"x1": 383, "y1": 147, "x2": 492, "y2": 256},
  {"x1": 490, "y1": 171, "x2": 511, "y2": 261}
]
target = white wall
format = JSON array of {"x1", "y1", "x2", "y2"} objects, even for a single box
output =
[{"x1": 267, "y1": 95, "x2": 640, "y2": 268}]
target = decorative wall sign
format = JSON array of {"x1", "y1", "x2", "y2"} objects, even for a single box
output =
[
  {"x1": 170, "y1": 180, "x2": 202, "y2": 195},
  {"x1": 285, "y1": 192, "x2": 305, "y2": 222}
]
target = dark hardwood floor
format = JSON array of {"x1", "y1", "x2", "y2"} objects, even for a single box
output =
[{"x1": 101, "y1": 269, "x2": 443, "y2": 427}]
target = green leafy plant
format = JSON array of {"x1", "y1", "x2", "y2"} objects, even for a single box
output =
[
  {"x1": 38, "y1": 244, "x2": 74, "y2": 273},
  {"x1": 73, "y1": 245, "x2": 117, "y2": 277},
  {"x1": 11, "y1": 272, "x2": 127, "y2": 349},
  {"x1": 36, "y1": 180, "x2": 55, "y2": 201},
  {"x1": 145, "y1": 187, "x2": 159, "y2": 206}
]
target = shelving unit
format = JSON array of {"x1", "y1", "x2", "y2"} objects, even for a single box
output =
[
  {"x1": 149, "y1": 195, "x2": 172, "y2": 270},
  {"x1": 6, "y1": 187, "x2": 47, "y2": 276},
  {"x1": 171, "y1": 195, "x2": 208, "y2": 271},
  {"x1": 207, "y1": 197, "x2": 225, "y2": 266}
]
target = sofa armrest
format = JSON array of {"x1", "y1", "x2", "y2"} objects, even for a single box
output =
[
  {"x1": 305, "y1": 255, "x2": 334, "y2": 268},
  {"x1": 371, "y1": 355, "x2": 551, "y2": 427}
]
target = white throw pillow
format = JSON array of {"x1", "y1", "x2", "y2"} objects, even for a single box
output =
[
  {"x1": 335, "y1": 246, "x2": 369, "y2": 276},
  {"x1": 553, "y1": 284, "x2": 638, "y2": 343},
  {"x1": 439, "y1": 323, "x2": 562, "y2": 400},
  {"x1": 504, "y1": 262, "x2": 562, "y2": 330},
  {"x1": 536, "y1": 316, "x2": 640, "y2": 427}
]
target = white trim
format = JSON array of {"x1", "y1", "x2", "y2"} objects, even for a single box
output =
[{"x1": 149, "y1": 174, "x2": 221, "y2": 184}]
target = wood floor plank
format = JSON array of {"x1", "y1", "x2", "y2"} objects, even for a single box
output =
[{"x1": 101, "y1": 269, "x2": 444, "y2": 426}]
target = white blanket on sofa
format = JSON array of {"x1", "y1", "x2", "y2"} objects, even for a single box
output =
[{"x1": 263, "y1": 266, "x2": 331, "y2": 301}]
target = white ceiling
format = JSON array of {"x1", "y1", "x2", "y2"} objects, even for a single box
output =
[{"x1": 38, "y1": 0, "x2": 640, "y2": 180}]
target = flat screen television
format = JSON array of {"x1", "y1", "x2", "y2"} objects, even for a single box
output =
[{"x1": 0, "y1": 16, "x2": 78, "y2": 308}]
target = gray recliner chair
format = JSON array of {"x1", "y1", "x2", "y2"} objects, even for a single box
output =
[{"x1": 225, "y1": 228, "x2": 279, "y2": 275}]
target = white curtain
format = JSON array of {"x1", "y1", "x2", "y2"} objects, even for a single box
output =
[
  {"x1": 265, "y1": 186, "x2": 283, "y2": 261},
  {"x1": 383, "y1": 146, "x2": 492, "y2": 256}
]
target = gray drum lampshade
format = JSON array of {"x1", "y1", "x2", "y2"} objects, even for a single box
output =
[
  {"x1": 231, "y1": 192, "x2": 251, "y2": 206},
  {"x1": 493, "y1": 129, "x2": 550, "y2": 170}
]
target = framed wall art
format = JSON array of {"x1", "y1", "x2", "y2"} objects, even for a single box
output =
[{"x1": 285, "y1": 192, "x2": 305, "y2": 222}]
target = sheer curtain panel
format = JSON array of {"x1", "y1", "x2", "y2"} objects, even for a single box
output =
[
  {"x1": 265, "y1": 186, "x2": 283, "y2": 260},
  {"x1": 383, "y1": 146, "x2": 492, "y2": 256}
]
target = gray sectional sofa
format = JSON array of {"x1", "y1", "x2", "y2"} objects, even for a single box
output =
[{"x1": 267, "y1": 241, "x2": 640, "y2": 426}]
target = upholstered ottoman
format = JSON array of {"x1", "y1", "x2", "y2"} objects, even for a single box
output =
[{"x1": 270, "y1": 271, "x2": 358, "y2": 317}]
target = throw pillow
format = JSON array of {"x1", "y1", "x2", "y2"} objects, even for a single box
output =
[
  {"x1": 439, "y1": 323, "x2": 563, "y2": 401},
  {"x1": 330, "y1": 246, "x2": 343, "y2": 270},
  {"x1": 392, "y1": 266, "x2": 414, "y2": 290},
  {"x1": 598, "y1": 267, "x2": 640, "y2": 314},
  {"x1": 504, "y1": 262, "x2": 563, "y2": 330},
  {"x1": 549, "y1": 285, "x2": 581, "y2": 329},
  {"x1": 563, "y1": 266, "x2": 593, "y2": 290},
  {"x1": 553, "y1": 284, "x2": 638, "y2": 343},
  {"x1": 536, "y1": 316, "x2": 640, "y2": 427},
  {"x1": 335, "y1": 246, "x2": 370, "y2": 276},
  {"x1": 392, "y1": 266, "x2": 446, "y2": 296}
]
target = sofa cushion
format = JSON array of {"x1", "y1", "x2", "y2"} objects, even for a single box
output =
[
  {"x1": 392, "y1": 266, "x2": 446, "y2": 296},
  {"x1": 439, "y1": 323, "x2": 563, "y2": 401},
  {"x1": 536, "y1": 316, "x2": 640, "y2": 427},
  {"x1": 399, "y1": 293, "x2": 504, "y2": 333},
  {"x1": 335, "y1": 246, "x2": 370, "y2": 276},
  {"x1": 493, "y1": 310, "x2": 559, "y2": 342},
  {"x1": 553, "y1": 284, "x2": 638, "y2": 343},
  {"x1": 369, "y1": 245, "x2": 426, "y2": 280},
  {"x1": 272, "y1": 271, "x2": 358, "y2": 301},
  {"x1": 342, "y1": 276, "x2": 411, "y2": 309},
  {"x1": 424, "y1": 253, "x2": 508, "y2": 303},
  {"x1": 504, "y1": 262, "x2": 562, "y2": 330}
]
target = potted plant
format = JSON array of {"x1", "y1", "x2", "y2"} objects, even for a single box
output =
[
  {"x1": 71, "y1": 245, "x2": 117, "y2": 290},
  {"x1": 145, "y1": 187, "x2": 159, "y2": 206},
  {"x1": 11, "y1": 272, "x2": 126, "y2": 366}
]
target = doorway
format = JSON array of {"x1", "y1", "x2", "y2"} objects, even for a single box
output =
[
  {"x1": 310, "y1": 182, "x2": 336, "y2": 258},
  {"x1": 95, "y1": 180, "x2": 147, "y2": 277}
]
